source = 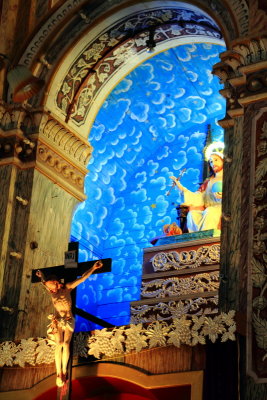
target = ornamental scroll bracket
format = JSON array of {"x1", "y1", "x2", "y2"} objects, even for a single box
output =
[
  {"x1": 141, "y1": 272, "x2": 220, "y2": 299},
  {"x1": 150, "y1": 245, "x2": 220, "y2": 272},
  {"x1": 212, "y1": 37, "x2": 267, "y2": 121}
]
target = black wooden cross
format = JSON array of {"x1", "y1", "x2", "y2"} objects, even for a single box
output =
[{"x1": 32, "y1": 242, "x2": 113, "y2": 400}]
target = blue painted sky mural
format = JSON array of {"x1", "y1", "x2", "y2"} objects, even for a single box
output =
[{"x1": 71, "y1": 42, "x2": 226, "y2": 331}]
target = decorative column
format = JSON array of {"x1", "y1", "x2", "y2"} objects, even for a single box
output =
[
  {"x1": 0, "y1": 103, "x2": 92, "y2": 339},
  {"x1": 213, "y1": 36, "x2": 267, "y2": 393}
]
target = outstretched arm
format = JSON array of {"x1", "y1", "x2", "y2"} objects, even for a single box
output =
[
  {"x1": 170, "y1": 176, "x2": 185, "y2": 192},
  {"x1": 170, "y1": 176, "x2": 205, "y2": 207},
  {"x1": 66, "y1": 260, "x2": 103, "y2": 290},
  {"x1": 36, "y1": 269, "x2": 46, "y2": 283},
  {"x1": 36, "y1": 270, "x2": 50, "y2": 291}
]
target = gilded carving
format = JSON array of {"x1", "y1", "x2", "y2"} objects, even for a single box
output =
[
  {"x1": 151, "y1": 244, "x2": 220, "y2": 272},
  {"x1": 39, "y1": 114, "x2": 92, "y2": 167},
  {"x1": 141, "y1": 272, "x2": 220, "y2": 298},
  {"x1": 37, "y1": 143, "x2": 85, "y2": 192}
]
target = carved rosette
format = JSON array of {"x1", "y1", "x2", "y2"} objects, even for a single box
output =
[
  {"x1": 212, "y1": 37, "x2": 267, "y2": 126},
  {"x1": 0, "y1": 104, "x2": 92, "y2": 201}
]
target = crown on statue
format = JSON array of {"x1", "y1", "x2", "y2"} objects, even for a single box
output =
[{"x1": 204, "y1": 141, "x2": 225, "y2": 161}]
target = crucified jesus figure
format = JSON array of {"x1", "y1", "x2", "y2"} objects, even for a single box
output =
[{"x1": 36, "y1": 260, "x2": 103, "y2": 387}]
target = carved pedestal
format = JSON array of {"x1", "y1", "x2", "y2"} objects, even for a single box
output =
[{"x1": 130, "y1": 233, "x2": 220, "y2": 324}]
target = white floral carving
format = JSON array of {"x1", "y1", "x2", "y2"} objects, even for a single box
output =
[
  {"x1": 0, "y1": 312, "x2": 236, "y2": 365},
  {"x1": 146, "y1": 320, "x2": 169, "y2": 348},
  {"x1": 0, "y1": 341, "x2": 18, "y2": 367},
  {"x1": 124, "y1": 324, "x2": 147, "y2": 353},
  {"x1": 88, "y1": 311, "x2": 236, "y2": 359},
  {"x1": 167, "y1": 316, "x2": 192, "y2": 347},
  {"x1": 0, "y1": 338, "x2": 55, "y2": 367}
]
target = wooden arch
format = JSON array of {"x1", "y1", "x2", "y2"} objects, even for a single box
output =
[{"x1": 16, "y1": 0, "x2": 248, "y2": 140}]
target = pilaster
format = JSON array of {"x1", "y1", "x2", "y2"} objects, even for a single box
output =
[
  {"x1": 213, "y1": 35, "x2": 267, "y2": 389},
  {"x1": 0, "y1": 103, "x2": 92, "y2": 339}
]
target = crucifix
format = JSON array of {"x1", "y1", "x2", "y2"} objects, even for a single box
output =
[{"x1": 32, "y1": 242, "x2": 113, "y2": 399}]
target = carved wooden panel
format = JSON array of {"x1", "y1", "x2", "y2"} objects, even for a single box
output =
[
  {"x1": 246, "y1": 106, "x2": 267, "y2": 383},
  {"x1": 131, "y1": 236, "x2": 220, "y2": 323}
]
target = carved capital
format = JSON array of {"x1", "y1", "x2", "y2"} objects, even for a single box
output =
[
  {"x1": 217, "y1": 115, "x2": 235, "y2": 128},
  {"x1": 39, "y1": 113, "x2": 92, "y2": 169},
  {"x1": 36, "y1": 142, "x2": 86, "y2": 201},
  {"x1": 0, "y1": 103, "x2": 89, "y2": 200},
  {"x1": 213, "y1": 37, "x2": 267, "y2": 118}
]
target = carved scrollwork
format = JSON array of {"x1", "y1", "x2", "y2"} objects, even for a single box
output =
[
  {"x1": 37, "y1": 144, "x2": 85, "y2": 190},
  {"x1": 228, "y1": 0, "x2": 249, "y2": 36},
  {"x1": 213, "y1": 38, "x2": 267, "y2": 82},
  {"x1": 213, "y1": 37, "x2": 267, "y2": 117},
  {"x1": 141, "y1": 272, "x2": 220, "y2": 298},
  {"x1": 55, "y1": 6, "x2": 222, "y2": 126},
  {"x1": 151, "y1": 244, "x2": 220, "y2": 272},
  {"x1": 130, "y1": 296, "x2": 219, "y2": 324}
]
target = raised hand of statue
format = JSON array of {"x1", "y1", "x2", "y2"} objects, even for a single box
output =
[
  {"x1": 170, "y1": 176, "x2": 184, "y2": 192},
  {"x1": 36, "y1": 269, "x2": 45, "y2": 281},
  {"x1": 92, "y1": 260, "x2": 103, "y2": 271}
]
